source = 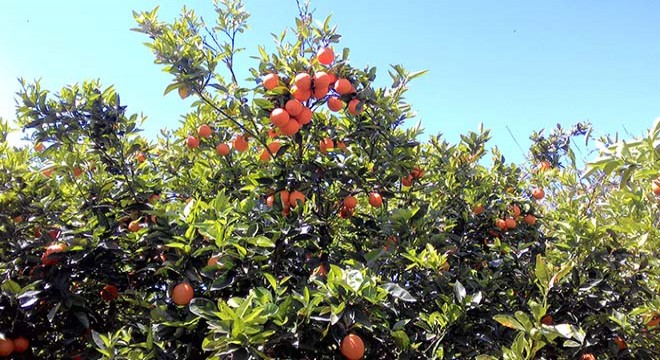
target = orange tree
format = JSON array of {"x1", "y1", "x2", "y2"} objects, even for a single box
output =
[{"x1": 0, "y1": 1, "x2": 658, "y2": 359}]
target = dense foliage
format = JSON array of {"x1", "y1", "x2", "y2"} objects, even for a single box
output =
[{"x1": 0, "y1": 1, "x2": 658, "y2": 359}]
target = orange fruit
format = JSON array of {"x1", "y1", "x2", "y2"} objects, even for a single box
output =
[
  {"x1": 149, "y1": 194, "x2": 160, "y2": 204},
  {"x1": 511, "y1": 204, "x2": 521, "y2": 217},
  {"x1": 172, "y1": 282, "x2": 194, "y2": 306},
  {"x1": 268, "y1": 128, "x2": 279, "y2": 138},
  {"x1": 294, "y1": 73, "x2": 312, "y2": 90},
  {"x1": 290, "y1": 85, "x2": 312, "y2": 102},
  {"x1": 339, "y1": 207, "x2": 354, "y2": 219},
  {"x1": 314, "y1": 264, "x2": 328, "y2": 276},
  {"x1": 42, "y1": 167, "x2": 54, "y2": 177},
  {"x1": 401, "y1": 175, "x2": 413, "y2": 187},
  {"x1": 524, "y1": 214, "x2": 537, "y2": 225},
  {"x1": 410, "y1": 167, "x2": 424, "y2": 179},
  {"x1": 614, "y1": 336, "x2": 627, "y2": 351},
  {"x1": 216, "y1": 143, "x2": 230, "y2": 156},
  {"x1": 100, "y1": 284, "x2": 119, "y2": 302},
  {"x1": 313, "y1": 71, "x2": 332, "y2": 88},
  {"x1": 280, "y1": 119, "x2": 301, "y2": 136},
  {"x1": 473, "y1": 204, "x2": 484, "y2": 215},
  {"x1": 580, "y1": 354, "x2": 596, "y2": 360},
  {"x1": 136, "y1": 152, "x2": 146, "y2": 163},
  {"x1": 42, "y1": 243, "x2": 67, "y2": 266},
  {"x1": 344, "y1": 196, "x2": 357, "y2": 210},
  {"x1": 652, "y1": 179, "x2": 660, "y2": 196},
  {"x1": 186, "y1": 136, "x2": 199, "y2": 149},
  {"x1": 198, "y1": 124, "x2": 212, "y2": 138},
  {"x1": 270, "y1": 108, "x2": 290, "y2": 127},
  {"x1": 317, "y1": 47, "x2": 335, "y2": 65},
  {"x1": 334, "y1": 78, "x2": 353, "y2": 95},
  {"x1": 505, "y1": 217, "x2": 517, "y2": 229},
  {"x1": 532, "y1": 188, "x2": 545, "y2": 200},
  {"x1": 495, "y1": 219, "x2": 508, "y2": 231},
  {"x1": 279, "y1": 190, "x2": 290, "y2": 208},
  {"x1": 285, "y1": 99, "x2": 304, "y2": 117},
  {"x1": 368, "y1": 192, "x2": 383, "y2": 207},
  {"x1": 289, "y1": 190, "x2": 306, "y2": 208},
  {"x1": 327, "y1": 72, "x2": 337, "y2": 86},
  {"x1": 35, "y1": 142, "x2": 45, "y2": 152},
  {"x1": 538, "y1": 160, "x2": 552, "y2": 172},
  {"x1": 340, "y1": 333, "x2": 365, "y2": 360},
  {"x1": 14, "y1": 216, "x2": 23, "y2": 224},
  {"x1": 313, "y1": 86, "x2": 329, "y2": 99},
  {"x1": 327, "y1": 97, "x2": 344, "y2": 112},
  {"x1": 347, "y1": 99, "x2": 362, "y2": 115},
  {"x1": 73, "y1": 167, "x2": 83, "y2": 177},
  {"x1": 0, "y1": 338, "x2": 13, "y2": 356},
  {"x1": 178, "y1": 85, "x2": 191, "y2": 99},
  {"x1": 336, "y1": 141, "x2": 347, "y2": 151},
  {"x1": 12, "y1": 337, "x2": 28, "y2": 353},
  {"x1": 320, "y1": 138, "x2": 334, "y2": 154},
  {"x1": 128, "y1": 220, "x2": 141, "y2": 233},
  {"x1": 263, "y1": 73, "x2": 279, "y2": 90},
  {"x1": 296, "y1": 106, "x2": 313, "y2": 125},
  {"x1": 541, "y1": 315, "x2": 553, "y2": 325},
  {"x1": 233, "y1": 135, "x2": 249, "y2": 152},
  {"x1": 260, "y1": 141, "x2": 282, "y2": 161}
]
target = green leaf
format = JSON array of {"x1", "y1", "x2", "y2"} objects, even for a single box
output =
[
  {"x1": 493, "y1": 315, "x2": 526, "y2": 331},
  {"x1": 382, "y1": 283, "x2": 416, "y2": 302}
]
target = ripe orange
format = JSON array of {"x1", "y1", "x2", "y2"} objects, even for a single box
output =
[
  {"x1": 0, "y1": 338, "x2": 13, "y2": 356},
  {"x1": 320, "y1": 138, "x2": 334, "y2": 154},
  {"x1": 73, "y1": 167, "x2": 83, "y2": 177},
  {"x1": 339, "y1": 207, "x2": 354, "y2": 219},
  {"x1": 186, "y1": 136, "x2": 200, "y2": 149},
  {"x1": 296, "y1": 106, "x2": 313, "y2": 125},
  {"x1": 280, "y1": 119, "x2": 301, "y2": 136},
  {"x1": 35, "y1": 142, "x2": 45, "y2": 152},
  {"x1": 652, "y1": 179, "x2": 660, "y2": 196},
  {"x1": 344, "y1": 195, "x2": 358, "y2": 210},
  {"x1": 216, "y1": 143, "x2": 230, "y2": 156},
  {"x1": 317, "y1": 47, "x2": 335, "y2": 65},
  {"x1": 495, "y1": 219, "x2": 508, "y2": 231},
  {"x1": 128, "y1": 220, "x2": 141, "y2": 233},
  {"x1": 100, "y1": 284, "x2": 119, "y2": 302},
  {"x1": 505, "y1": 217, "x2": 517, "y2": 229},
  {"x1": 285, "y1": 99, "x2": 304, "y2": 117},
  {"x1": 268, "y1": 128, "x2": 279, "y2": 138},
  {"x1": 313, "y1": 86, "x2": 329, "y2": 99},
  {"x1": 327, "y1": 72, "x2": 337, "y2": 86},
  {"x1": 327, "y1": 97, "x2": 344, "y2": 112},
  {"x1": 233, "y1": 135, "x2": 249, "y2": 152},
  {"x1": 580, "y1": 354, "x2": 596, "y2": 360},
  {"x1": 12, "y1": 336, "x2": 28, "y2": 353},
  {"x1": 42, "y1": 167, "x2": 54, "y2": 177},
  {"x1": 136, "y1": 152, "x2": 146, "y2": 163},
  {"x1": 172, "y1": 282, "x2": 194, "y2": 306},
  {"x1": 42, "y1": 243, "x2": 67, "y2": 266},
  {"x1": 270, "y1": 108, "x2": 290, "y2": 127},
  {"x1": 207, "y1": 256, "x2": 219, "y2": 267},
  {"x1": 260, "y1": 141, "x2": 281, "y2": 161},
  {"x1": 511, "y1": 204, "x2": 521, "y2": 217},
  {"x1": 538, "y1": 160, "x2": 552, "y2": 172},
  {"x1": 532, "y1": 188, "x2": 545, "y2": 200},
  {"x1": 313, "y1": 71, "x2": 332, "y2": 88},
  {"x1": 265, "y1": 194, "x2": 275, "y2": 207},
  {"x1": 401, "y1": 175, "x2": 413, "y2": 187},
  {"x1": 340, "y1": 333, "x2": 365, "y2": 360},
  {"x1": 149, "y1": 194, "x2": 160, "y2": 204},
  {"x1": 14, "y1": 215, "x2": 23, "y2": 224},
  {"x1": 279, "y1": 190, "x2": 290, "y2": 208},
  {"x1": 314, "y1": 264, "x2": 328, "y2": 276},
  {"x1": 263, "y1": 73, "x2": 279, "y2": 90},
  {"x1": 368, "y1": 192, "x2": 383, "y2": 207},
  {"x1": 347, "y1": 99, "x2": 362, "y2": 115},
  {"x1": 290, "y1": 85, "x2": 312, "y2": 102},
  {"x1": 473, "y1": 204, "x2": 484, "y2": 215},
  {"x1": 198, "y1": 124, "x2": 212, "y2": 138},
  {"x1": 410, "y1": 167, "x2": 424, "y2": 179},
  {"x1": 524, "y1": 214, "x2": 537, "y2": 225},
  {"x1": 335, "y1": 79, "x2": 353, "y2": 95},
  {"x1": 289, "y1": 190, "x2": 306, "y2": 208},
  {"x1": 178, "y1": 85, "x2": 191, "y2": 99},
  {"x1": 294, "y1": 73, "x2": 312, "y2": 90},
  {"x1": 614, "y1": 336, "x2": 627, "y2": 351},
  {"x1": 336, "y1": 141, "x2": 347, "y2": 151}
]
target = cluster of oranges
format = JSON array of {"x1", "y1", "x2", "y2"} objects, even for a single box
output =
[
  {"x1": 0, "y1": 336, "x2": 29, "y2": 357},
  {"x1": 492, "y1": 204, "x2": 537, "y2": 232},
  {"x1": 401, "y1": 166, "x2": 424, "y2": 187},
  {"x1": 265, "y1": 189, "x2": 306, "y2": 216}
]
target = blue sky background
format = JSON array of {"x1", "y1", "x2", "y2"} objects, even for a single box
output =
[{"x1": 1, "y1": 1, "x2": 658, "y2": 164}]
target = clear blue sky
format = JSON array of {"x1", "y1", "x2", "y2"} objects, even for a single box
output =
[{"x1": 1, "y1": 1, "x2": 658, "y2": 163}]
